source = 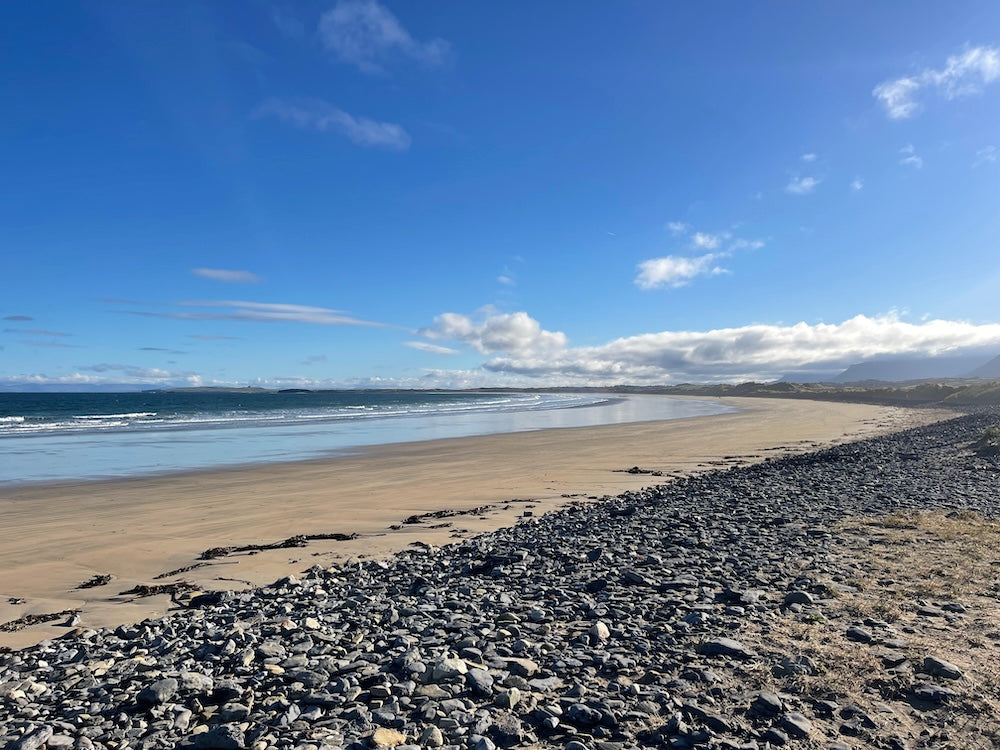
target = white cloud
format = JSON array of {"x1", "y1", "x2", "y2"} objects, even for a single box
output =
[
  {"x1": 666, "y1": 221, "x2": 689, "y2": 235},
  {"x1": 636, "y1": 228, "x2": 765, "y2": 290},
  {"x1": 691, "y1": 232, "x2": 723, "y2": 249},
  {"x1": 873, "y1": 45, "x2": 1000, "y2": 119},
  {"x1": 899, "y1": 144, "x2": 923, "y2": 169},
  {"x1": 404, "y1": 341, "x2": 459, "y2": 355},
  {"x1": 254, "y1": 98, "x2": 411, "y2": 150},
  {"x1": 124, "y1": 300, "x2": 385, "y2": 327},
  {"x1": 319, "y1": 0, "x2": 449, "y2": 74},
  {"x1": 424, "y1": 310, "x2": 567, "y2": 357},
  {"x1": 635, "y1": 254, "x2": 727, "y2": 289},
  {"x1": 801, "y1": 152, "x2": 818, "y2": 162},
  {"x1": 785, "y1": 175, "x2": 820, "y2": 195},
  {"x1": 974, "y1": 145, "x2": 998, "y2": 167},
  {"x1": 422, "y1": 309, "x2": 1000, "y2": 384},
  {"x1": 851, "y1": 178, "x2": 864, "y2": 191},
  {"x1": 192, "y1": 268, "x2": 261, "y2": 284}
]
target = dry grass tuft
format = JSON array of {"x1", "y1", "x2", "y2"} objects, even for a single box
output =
[{"x1": 738, "y1": 510, "x2": 1000, "y2": 749}]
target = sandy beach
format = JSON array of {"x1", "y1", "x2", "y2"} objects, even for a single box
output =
[{"x1": 0, "y1": 396, "x2": 941, "y2": 649}]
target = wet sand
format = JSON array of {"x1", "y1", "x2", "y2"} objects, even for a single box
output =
[{"x1": 0, "y1": 396, "x2": 942, "y2": 649}]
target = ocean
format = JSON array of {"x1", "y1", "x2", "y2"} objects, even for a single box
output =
[{"x1": 0, "y1": 390, "x2": 736, "y2": 485}]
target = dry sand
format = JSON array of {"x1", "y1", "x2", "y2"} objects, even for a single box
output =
[{"x1": 0, "y1": 397, "x2": 942, "y2": 649}]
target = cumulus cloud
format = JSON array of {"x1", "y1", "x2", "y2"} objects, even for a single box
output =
[
  {"x1": 193, "y1": 268, "x2": 261, "y2": 284},
  {"x1": 420, "y1": 309, "x2": 1000, "y2": 384},
  {"x1": 691, "y1": 232, "x2": 723, "y2": 250},
  {"x1": 899, "y1": 144, "x2": 923, "y2": 169},
  {"x1": 635, "y1": 254, "x2": 728, "y2": 289},
  {"x1": 424, "y1": 310, "x2": 567, "y2": 357},
  {"x1": 785, "y1": 176, "x2": 820, "y2": 195},
  {"x1": 254, "y1": 98, "x2": 411, "y2": 150},
  {"x1": 124, "y1": 300, "x2": 385, "y2": 327},
  {"x1": 874, "y1": 45, "x2": 1000, "y2": 119},
  {"x1": 319, "y1": 0, "x2": 449, "y2": 74},
  {"x1": 404, "y1": 341, "x2": 459, "y2": 355}
]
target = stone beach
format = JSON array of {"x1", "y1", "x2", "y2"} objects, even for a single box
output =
[{"x1": 2, "y1": 411, "x2": 998, "y2": 749}]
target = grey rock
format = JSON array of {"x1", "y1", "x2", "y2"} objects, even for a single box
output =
[
  {"x1": 137, "y1": 678, "x2": 178, "y2": 706},
  {"x1": 193, "y1": 724, "x2": 246, "y2": 750},
  {"x1": 783, "y1": 590, "x2": 814, "y2": 605},
  {"x1": 846, "y1": 625, "x2": 874, "y2": 643},
  {"x1": 465, "y1": 668, "x2": 494, "y2": 696},
  {"x1": 11, "y1": 726, "x2": 54, "y2": 750},
  {"x1": 698, "y1": 637, "x2": 756, "y2": 660},
  {"x1": 750, "y1": 691, "x2": 783, "y2": 717},
  {"x1": 922, "y1": 656, "x2": 962, "y2": 679},
  {"x1": 780, "y1": 712, "x2": 812, "y2": 738}
]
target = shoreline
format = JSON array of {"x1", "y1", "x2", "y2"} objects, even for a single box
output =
[{"x1": 0, "y1": 397, "x2": 942, "y2": 649}]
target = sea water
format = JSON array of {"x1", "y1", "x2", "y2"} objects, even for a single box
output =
[{"x1": 0, "y1": 390, "x2": 736, "y2": 484}]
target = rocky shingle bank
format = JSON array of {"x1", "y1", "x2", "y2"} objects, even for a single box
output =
[{"x1": 2, "y1": 412, "x2": 999, "y2": 750}]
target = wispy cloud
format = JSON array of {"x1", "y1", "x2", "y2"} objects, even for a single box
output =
[
  {"x1": 2, "y1": 315, "x2": 33, "y2": 322},
  {"x1": 899, "y1": 144, "x2": 923, "y2": 169},
  {"x1": 319, "y1": 0, "x2": 449, "y2": 74},
  {"x1": 974, "y1": 145, "x2": 998, "y2": 167},
  {"x1": 139, "y1": 347, "x2": 187, "y2": 355},
  {"x1": 188, "y1": 334, "x2": 241, "y2": 341},
  {"x1": 20, "y1": 340, "x2": 80, "y2": 349},
  {"x1": 253, "y1": 98, "x2": 411, "y2": 150},
  {"x1": 423, "y1": 309, "x2": 1000, "y2": 384},
  {"x1": 851, "y1": 178, "x2": 864, "y2": 191},
  {"x1": 636, "y1": 226, "x2": 764, "y2": 290},
  {"x1": 801, "y1": 152, "x2": 817, "y2": 162},
  {"x1": 124, "y1": 300, "x2": 386, "y2": 328},
  {"x1": 785, "y1": 175, "x2": 820, "y2": 195},
  {"x1": 192, "y1": 268, "x2": 262, "y2": 284},
  {"x1": 873, "y1": 45, "x2": 1000, "y2": 119},
  {"x1": 404, "y1": 340, "x2": 459, "y2": 355},
  {"x1": 5, "y1": 328, "x2": 71, "y2": 337},
  {"x1": 271, "y1": 6, "x2": 305, "y2": 39}
]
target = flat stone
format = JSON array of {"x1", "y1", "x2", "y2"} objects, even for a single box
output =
[
  {"x1": 751, "y1": 691, "x2": 783, "y2": 717},
  {"x1": 846, "y1": 625, "x2": 874, "y2": 643},
  {"x1": 698, "y1": 637, "x2": 756, "y2": 660},
  {"x1": 10, "y1": 726, "x2": 54, "y2": 750},
  {"x1": 780, "y1": 712, "x2": 812, "y2": 738},
  {"x1": 370, "y1": 728, "x2": 408, "y2": 748},
  {"x1": 922, "y1": 656, "x2": 962, "y2": 680},
  {"x1": 783, "y1": 590, "x2": 814, "y2": 605},
  {"x1": 137, "y1": 677, "x2": 179, "y2": 705},
  {"x1": 502, "y1": 657, "x2": 539, "y2": 677},
  {"x1": 193, "y1": 724, "x2": 246, "y2": 750}
]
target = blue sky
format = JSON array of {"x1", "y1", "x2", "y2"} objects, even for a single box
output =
[{"x1": 2, "y1": 1, "x2": 999, "y2": 389}]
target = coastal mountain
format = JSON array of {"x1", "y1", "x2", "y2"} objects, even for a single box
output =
[
  {"x1": 969, "y1": 354, "x2": 1000, "y2": 378},
  {"x1": 831, "y1": 353, "x2": 1000, "y2": 383}
]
